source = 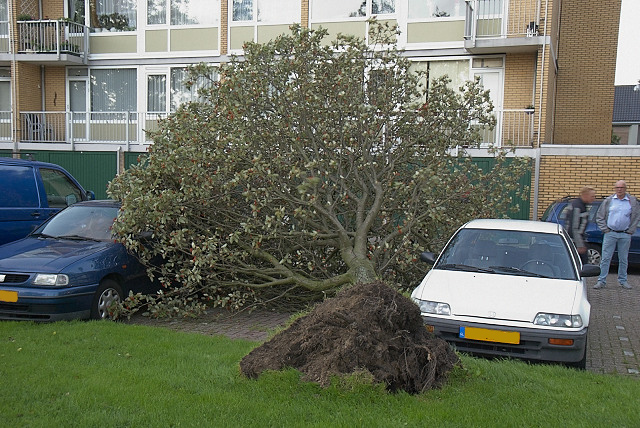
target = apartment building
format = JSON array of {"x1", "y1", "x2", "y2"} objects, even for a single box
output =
[{"x1": 0, "y1": 0, "x2": 630, "y2": 215}]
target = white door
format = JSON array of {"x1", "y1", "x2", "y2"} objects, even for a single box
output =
[{"x1": 473, "y1": 70, "x2": 503, "y2": 146}]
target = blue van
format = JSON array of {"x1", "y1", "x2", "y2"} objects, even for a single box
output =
[{"x1": 0, "y1": 158, "x2": 94, "y2": 246}]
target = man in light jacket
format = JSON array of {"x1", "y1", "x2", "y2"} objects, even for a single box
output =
[{"x1": 594, "y1": 180, "x2": 640, "y2": 289}]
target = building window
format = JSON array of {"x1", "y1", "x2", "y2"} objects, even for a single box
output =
[
  {"x1": 311, "y1": 0, "x2": 395, "y2": 21},
  {"x1": 148, "y1": 0, "x2": 219, "y2": 26},
  {"x1": 231, "y1": 0, "x2": 300, "y2": 23},
  {"x1": 410, "y1": 59, "x2": 469, "y2": 94},
  {"x1": 408, "y1": 0, "x2": 464, "y2": 19},
  {"x1": 147, "y1": 68, "x2": 217, "y2": 113},
  {"x1": 0, "y1": 0, "x2": 8, "y2": 38},
  {"x1": 91, "y1": 0, "x2": 137, "y2": 31},
  {"x1": 90, "y1": 69, "x2": 137, "y2": 112}
]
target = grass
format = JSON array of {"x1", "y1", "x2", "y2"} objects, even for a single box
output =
[{"x1": 1, "y1": 320, "x2": 639, "y2": 427}]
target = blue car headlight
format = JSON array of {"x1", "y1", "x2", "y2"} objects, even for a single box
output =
[
  {"x1": 534, "y1": 313, "x2": 583, "y2": 328},
  {"x1": 33, "y1": 274, "x2": 69, "y2": 287},
  {"x1": 415, "y1": 299, "x2": 451, "y2": 316}
]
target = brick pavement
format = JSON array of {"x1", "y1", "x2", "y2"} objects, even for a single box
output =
[{"x1": 586, "y1": 268, "x2": 640, "y2": 376}]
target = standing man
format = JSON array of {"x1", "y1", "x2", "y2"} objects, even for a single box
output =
[
  {"x1": 594, "y1": 180, "x2": 640, "y2": 289},
  {"x1": 565, "y1": 186, "x2": 596, "y2": 264}
]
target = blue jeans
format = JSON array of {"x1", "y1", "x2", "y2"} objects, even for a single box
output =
[{"x1": 598, "y1": 231, "x2": 632, "y2": 284}]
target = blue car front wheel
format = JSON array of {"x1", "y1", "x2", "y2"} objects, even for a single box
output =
[{"x1": 91, "y1": 279, "x2": 123, "y2": 320}]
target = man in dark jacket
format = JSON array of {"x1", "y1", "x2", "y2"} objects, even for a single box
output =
[
  {"x1": 594, "y1": 180, "x2": 640, "y2": 289},
  {"x1": 565, "y1": 186, "x2": 596, "y2": 264}
]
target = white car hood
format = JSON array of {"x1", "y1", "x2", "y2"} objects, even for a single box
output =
[{"x1": 413, "y1": 269, "x2": 580, "y2": 323}]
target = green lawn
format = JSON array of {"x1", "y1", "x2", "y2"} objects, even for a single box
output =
[{"x1": 1, "y1": 320, "x2": 638, "y2": 427}]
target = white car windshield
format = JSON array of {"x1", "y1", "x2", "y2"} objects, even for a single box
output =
[
  {"x1": 435, "y1": 228, "x2": 577, "y2": 280},
  {"x1": 33, "y1": 205, "x2": 119, "y2": 242}
]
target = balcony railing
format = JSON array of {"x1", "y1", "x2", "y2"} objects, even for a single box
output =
[
  {"x1": 475, "y1": 109, "x2": 536, "y2": 147},
  {"x1": 465, "y1": 0, "x2": 544, "y2": 41},
  {"x1": 17, "y1": 20, "x2": 88, "y2": 60},
  {"x1": 18, "y1": 109, "x2": 535, "y2": 148},
  {"x1": 19, "y1": 111, "x2": 167, "y2": 148}
]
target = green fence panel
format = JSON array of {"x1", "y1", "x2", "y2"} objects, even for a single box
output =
[{"x1": 472, "y1": 157, "x2": 532, "y2": 220}]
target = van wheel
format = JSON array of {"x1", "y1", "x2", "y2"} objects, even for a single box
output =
[
  {"x1": 90, "y1": 279, "x2": 123, "y2": 320},
  {"x1": 587, "y1": 244, "x2": 601, "y2": 265}
]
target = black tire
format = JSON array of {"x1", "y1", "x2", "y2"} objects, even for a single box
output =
[
  {"x1": 90, "y1": 279, "x2": 123, "y2": 320},
  {"x1": 587, "y1": 244, "x2": 601, "y2": 266},
  {"x1": 567, "y1": 337, "x2": 588, "y2": 370}
]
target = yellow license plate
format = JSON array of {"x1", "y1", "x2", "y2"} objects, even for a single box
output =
[
  {"x1": 460, "y1": 326, "x2": 520, "y2": 345},
  {"x1": 0, "y1": 290, "x2": 18, "y2": 303}
]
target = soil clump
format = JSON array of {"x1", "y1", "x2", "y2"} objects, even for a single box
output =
[{"x1": 240, "y1": 281, "x2": 460, "y2": 394}]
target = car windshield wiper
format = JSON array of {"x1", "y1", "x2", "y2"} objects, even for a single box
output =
[
  {"x1": 57, "y1": 234, "x2": 103, "y2": 242},
  {"x1": 31, "y1": 232, "x2": 59, "y2": 239},
  {"x1": 489, "y1": 265, "x2": 551, "y2": 278},
  {"x1": 438, "y1": 264, "x2": 495, "y2": 273}
]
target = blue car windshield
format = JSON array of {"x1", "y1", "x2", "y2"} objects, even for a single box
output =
[
  {"x1": 435, "y1": 228, "x2": 577, "y2": 280},
  {"x1": 34, "y1": 206, "x2": 119, "y2": 241}
]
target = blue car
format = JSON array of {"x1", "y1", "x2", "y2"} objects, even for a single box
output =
[
  {"x1": 0, "y1": 200, "x2": 154, "y2": 321},
  {"x1": 540, "y1": 199, "x2": 640, "y2": 266}
]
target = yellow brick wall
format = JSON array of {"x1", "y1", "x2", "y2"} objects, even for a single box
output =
[
  {"x1": 16, "y1": 63, "x2": 42, "y2": 111},
  {"x1": 503, "y1": 53, "x2": 535, "y2": 110},
  {"x1": 552, "y1": 0, "x2": 622, "y2": 144},
  {"x1": 44, "y1": 66, "x2": 66, "y2": 112},
  {"x1": 302, "y1": 0, "x2": 309, "y2": 28},
  {"x1": 221, "y1": 0, "x2": 228, "y2": 54},
  {"x1": 42, "y1": 0, "x2": 64, "y2": 19},
  {"x1": 535, "y1": 156, "x2": 640, "y2": 219}
]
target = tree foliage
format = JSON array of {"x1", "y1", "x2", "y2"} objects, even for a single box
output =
[{"x1": 108, "y1": 22, "x2": 530, "y2": 316}]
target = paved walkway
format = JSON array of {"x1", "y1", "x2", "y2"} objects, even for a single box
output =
[
  {"x1": 586, "y1": 269, "x2": 640, "y2": 376},
  {"x1": 127, "y1": 270, "x2": 640, "y2": 377}
]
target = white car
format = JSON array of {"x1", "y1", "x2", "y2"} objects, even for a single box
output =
[{"x1": 411, "y1": 219, "x2": 600, "y2": 369}]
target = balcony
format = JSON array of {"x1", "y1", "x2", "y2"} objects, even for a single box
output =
[
  {"x1": 18, "y1": 111, "x2": 165, "y2": 150},
  {"x1": 16, "y1": 20, "x2": 88, "y2": 64},
  {"x1": 12, "y1": 109, "x2": 535, "y2": 150},
  {"x1": 464, "y1": 0, "x2": 548, "y2": 54}
]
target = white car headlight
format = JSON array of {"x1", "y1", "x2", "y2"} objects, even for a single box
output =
[
  {"x1": 415, "y1": 299, "x2": 451, "y2": 316},
  {"x1": 534, "y1": 313, "x2": 583, "y2": 328},
  {"x1": 33, "y1": 274, "x2": 69, "y2": 287}
]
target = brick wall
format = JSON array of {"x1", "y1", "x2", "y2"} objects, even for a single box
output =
[
  {"x1": 536, "y1": 155, "x2": 640, "y2": 219},
  {"x1": 504, "y1": 53, "x2": 536, "y2": 110},
  {"x1": 16, "y1": 63, "x2": 41, "y2": 111},
  {"x1": 553, "y1": 0, "x2": 622, "y2": 144},
  {"x1": 42, "y1": 0, "x2": 64, "y2": 20},
  {"x1": 302, "y1": 0, "x2": 309, "y2": 28},
  {"x1": 44, "y1": 66, "x2": 66, "y2": 112},
  {"x1": 221, "y1": 0, "x2": 228, "y2": 54}
]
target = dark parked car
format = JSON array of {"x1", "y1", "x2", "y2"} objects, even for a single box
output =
[
  {"x1": 0, "y1": 200, "x2": 154, "y2": 321},
  {"x1": 0, "y1": 158, "x2": 94, "y2": 246},
  {"x1": 541, "y1": 199, "x2": 640, "y2": 265}
]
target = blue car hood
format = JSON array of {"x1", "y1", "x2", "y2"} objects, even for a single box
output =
[{"x1": 0, "y1": 237, "x2": 113, "y2": 273}]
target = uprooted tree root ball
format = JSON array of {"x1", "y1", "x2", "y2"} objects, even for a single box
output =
[{"x1": 240, "y1": 281, "x2": 460, "y2": 394}]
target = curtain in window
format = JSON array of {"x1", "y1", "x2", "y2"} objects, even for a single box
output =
[
  {"x1": 312, "y1": 0, "x2": 371, "y2": 20},
  {"x1": 0, "y1": 0, "x2": 8, "y2": 37},
  {"x1": 96, "y1": 0, "x2": 137, "y2": 30},
  {"x1": 408, "y1": 0, "x2": 464, "y2": 19},
  {"x1": 70, "y1": 81, "x2": 87, "y2": 112},
  {"x1": 428, "y1": 60, "x2": 469, "y2": 90},
  {"x1": 148, "y1": 75, "x2": 167, "y2": 112},
  {"x1": 0, "y1": 81, "x2": 9, "y2": 111},
  {"x1": 372, "y1": 0, "x2": 395, "y2": 14},
  {"x1": 90, "y1": 69, "x2": 137, "y2": 112},
  {"x1": 171, "y1": 0, "x2": 217, "y2": 25},
  {"x1": 232, "y1": 0, "x2": 253, "y2": 21},
  {"x1": 148, "y1": 0, "x2": 166, "y2": 25},
  {"x1": 258, "y1": 0, "x2": 300, "y2": 23},
  {"x1": 170, "y1": 68, "x2": 216, "y2": 111}
]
